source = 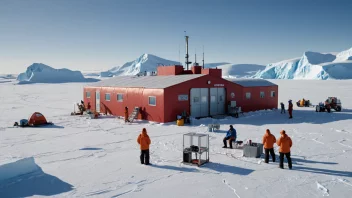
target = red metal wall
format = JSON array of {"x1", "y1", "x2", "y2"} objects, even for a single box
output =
[
  {"x1": 157, "y1": 65, "x2": 184, "y2": 76},
  {"x1": 83, "y1": 87, "x2": 165, "y2": 122},
  {"x1": 163, "y1": 77, "x2": 278, "y2": 122},
  {"x1": 201, "y1": 68, "x2": 222, "y2": 78},
  {"x1": 83, "y1": 87, "x2": 97, "y2": 113},
  {"x1": 240, "y1": 86, "x2": 279, "y2": 112},
  {"x1": 191, "y1": 66, "x2": 202, "y2": 74},
  {"x1": 83, "y1": 76, "x2": 278, "y2": 123},
  {"x1": 164, "y1": 75, "x2": 242, "y2": 122}
]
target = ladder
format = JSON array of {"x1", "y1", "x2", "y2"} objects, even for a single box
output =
[{"x1": 128, "y1": 107, "x2": 140, "y2": 123}]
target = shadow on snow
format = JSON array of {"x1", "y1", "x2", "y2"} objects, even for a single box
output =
[
  {"x1": 0, "y1": 161, "x2": 73, "y2": 197},
  {"x1": 294, "y1": 166, "x2": 352, "y2": 177},
  {"x1": 198, "y1": 109, "x2": 352, "y2": 126},
  {"x1": 152, "y1": 162, "x2": 254, "y2": 176},
  {"x1": 79, "y1": 147, "x2": 103, "y2": 151}
]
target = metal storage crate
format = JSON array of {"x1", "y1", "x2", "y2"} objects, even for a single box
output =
[{"x1": 182, "y1": 133, "x2": 209, "y2": 166}]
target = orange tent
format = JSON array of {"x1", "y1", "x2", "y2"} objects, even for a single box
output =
[{"x1": 28, "y1": 112, "x2": 48, "y2": 126}]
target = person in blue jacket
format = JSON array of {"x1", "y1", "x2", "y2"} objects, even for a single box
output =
[{"x1": 223, "y1": 125, "x2": 237, "y2": 149}]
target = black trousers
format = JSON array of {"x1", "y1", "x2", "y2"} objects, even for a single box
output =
[
  {"x1": 264, "y1": 148, "x2": 275, "y2": 163},
  {"x1": 279, "y1": 152, "x2": 292, "y2": 169},
  {"x1": 223, "y1": 137, "x2": 235, "y2": 148},
  {"x1": 281, "y1": 108, "x2": 285, "y2": 114},
  {"x1": 140, "y1": 149, "x2": 150, "y2": 164}
]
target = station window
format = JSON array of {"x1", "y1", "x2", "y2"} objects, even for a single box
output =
[
  {"x1": 260, "y1": 91, "x2": 265, "y2": 98},
  {"x1": 86, "y1": 92, "x2": 91, "y2": 98},
  {"x1": 149, "y1": 96, "x2": 156, "y2": 106},
  {"x1": 105, "y1": 93, "x2": 111, "y2": 101},
  {"x1": 117, "y1": 94, "x2": 123, "y2": 102},
  {"x1": 201, "y1": 96, "x2": 207, "y2": 103},
  {"x1": 246, "y1": 92, "x2": 251, "y2": 99},
  {"x1": 271, "y1": 91, "x2": 276, "y2": 97}
]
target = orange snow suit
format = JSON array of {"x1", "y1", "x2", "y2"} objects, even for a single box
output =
[
  {"x1": 276, "y1": 131, "x2": 292, "y2": 153},
  {"x1": 137, "y1": 128, "x2": 151, "y2": 150},
  {"x1": 262, "y1": 129, "x2": 276, "y2": 149}
]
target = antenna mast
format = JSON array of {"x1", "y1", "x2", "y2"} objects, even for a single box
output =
[
  {"x1": 184, "y1": 31, "x2": 192, "y2": 70},
  {"x1": 194, "y1": 49, "x2": 197, "y2": 66},
  {"x1": 178, "y1": 44, "x2": 181, "y2": 65},
  {"x1": 202, "y1": 45, "x2": 204, "y2": 69}
]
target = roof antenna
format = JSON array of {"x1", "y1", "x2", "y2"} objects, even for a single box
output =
[
  {"x1": 194, "y1": 49, "x2": 198, "y2": 66},
  {"x1": 202, "y1": 45, "x2": 205, "y2": 69},
  {"x1": 184, "y1": 31, "x2": 192, "y2": 70},
  {"x1": 178, "y1": 43, "x2": 181, "y2": 65}
]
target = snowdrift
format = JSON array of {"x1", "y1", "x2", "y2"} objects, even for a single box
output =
[
  {"x1": 0, "y1": 157, "x2": 40, "y2": 182},
  {"x1": 17, "y1": 63, "x2": 100, "y2": 84},
  {"x1": 0, "y1": 74, "x2": 16, "y2": 79},
  {"x1": 100, "y1": 54, "x2": 180, "y2": 77},
  {"x1": 254, "y1": 47, "x2": 352, "y2": 80}
]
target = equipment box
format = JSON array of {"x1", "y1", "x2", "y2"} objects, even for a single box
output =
[
  {"x1": 183, "y1": 151, "x2": 192, "y2": 163},
  {"x1": 243, "y1": 143, "x2": 263, "y2": 158}
]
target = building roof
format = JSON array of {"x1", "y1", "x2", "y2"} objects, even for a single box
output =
[
  {"x1": 88, "y1": 74, "x2": 205, "y2": 89},
  {"x1": 227, "y1": 78, "x2": 277, "y2": 87}
]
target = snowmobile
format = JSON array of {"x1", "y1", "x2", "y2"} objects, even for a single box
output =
[{"x1": 296, "y1": 99, "x2": 311, "y2": 107}]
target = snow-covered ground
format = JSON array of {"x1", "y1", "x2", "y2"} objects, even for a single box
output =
[{"x1": 1, "y1": 79, "x2": 352, "y2": 197}]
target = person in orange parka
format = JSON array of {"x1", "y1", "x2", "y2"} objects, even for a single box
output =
[
  {"x1": 262, "y1": 129, "x2": 276, "y2": 163},
  {"x1": 137, "y1": 128, "x2": 151, "y2": 165},
  {"x1": 276, "y1": 130, "x2": 293, "y2": 169},
  {"x1": 124, "y1": 107, "x2": 130, "y2": 123}
]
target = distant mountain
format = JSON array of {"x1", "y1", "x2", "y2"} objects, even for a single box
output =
[
  {"x1": 100, "y1": 54, "x2": 180, "y2": 77},
  {"x1": 17, "y1": 63, "x2": 99, "y2": 84},
  {"x1": 204, "y1": 62, "x2": 230, "y2": 68},
  {"x1": 254, "y1": 47, "x2": 352, "y2": 80},
  {"x1": 102, "y1": 55, "x2": 264, "y2": 78},
  {"x1": 83, "y1": 72, "x2": 100, "y2": 77}
]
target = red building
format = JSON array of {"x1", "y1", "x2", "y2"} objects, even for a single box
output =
[{"x1": 83, "y1": 65, "x2": 278, "y2": 123}]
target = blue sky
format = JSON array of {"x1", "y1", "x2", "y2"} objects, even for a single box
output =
[{"x1": 1, "y1": 0, "x2": 351, "y2": 74}]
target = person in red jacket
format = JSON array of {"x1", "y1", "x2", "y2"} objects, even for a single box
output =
[
  {"x1": 288, "y1": 100, "x2": 293, "y2": 119},
  {"x1": 262, "y1": 129, "x2": 276, "y2": 163},
  {"x1": 276, "y1": 130, "x2": 293, "y2": 169},
  {"x1": 124, "y1": 107, "x2": 130, "y2": 123},
  {"x1": 137, "y1": 128, "x2": 151, "y2": 165}
]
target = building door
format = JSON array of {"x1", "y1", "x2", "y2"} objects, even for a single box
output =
[
  {"x1": 217, "y1": 88, "x2": 225, "y2": 114},
  {"x1": 190, "y1": 88, "x2": 209, "y2": 118},
  {"x1": 95, "y1": 91, "x2": 100, "y2": 112},
  {"x1": 210, "y1": 88, "x2": 226, "y2": 115}
]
